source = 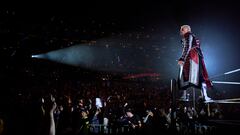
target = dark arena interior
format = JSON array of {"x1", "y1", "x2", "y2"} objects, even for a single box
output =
[{"x1": 1, "y1": 1, "x2": 240, "y2": 135}]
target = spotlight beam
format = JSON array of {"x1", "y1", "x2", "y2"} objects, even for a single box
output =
[{"x1": 31, "y1": 55, "x2": 38, "y2": 58}]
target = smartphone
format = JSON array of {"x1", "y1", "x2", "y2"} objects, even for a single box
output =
[{"x1": 95, "y1": 97, "x2": 102, "y2": 108}]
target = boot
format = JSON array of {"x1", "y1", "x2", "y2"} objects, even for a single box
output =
[{"x1": 201, "y1": 83, "x2": 212, "y2": 101}]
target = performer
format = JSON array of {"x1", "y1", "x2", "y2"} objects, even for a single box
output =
[{"x1": 178, "y1": 25, "x2": 212, "y2": 101}]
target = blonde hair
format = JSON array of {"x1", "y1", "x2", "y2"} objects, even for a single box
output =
[{"x1": 180, "y1": 25, "x2": 191, "y2": 32}]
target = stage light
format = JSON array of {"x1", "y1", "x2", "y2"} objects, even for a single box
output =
[{"x1": 31, "y1": 55, "x2": 41, "y2": 58}]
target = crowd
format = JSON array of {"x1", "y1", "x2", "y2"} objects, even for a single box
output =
[{"x1": 0, "y1": 79, "x2": 229, "y2": 135}]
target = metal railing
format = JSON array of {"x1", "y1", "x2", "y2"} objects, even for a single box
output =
[{"x1": 88, "y1": 123, "x2": 216, "y2": 135}]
